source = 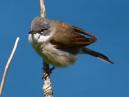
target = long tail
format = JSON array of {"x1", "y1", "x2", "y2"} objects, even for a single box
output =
[{"x1": 82, "y1": 48, "x2": 113, "y2": 64}]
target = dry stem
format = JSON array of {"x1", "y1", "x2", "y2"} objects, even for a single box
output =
[
  {"x1": 42, "y1": 62, "x2": 54, "y2": 97},
  {"x1": 40, "y1": 0, "x2": 46, "y2": 18},
  {"x1": 0, "y1": 37, "x2": 20, "y2": 96}
]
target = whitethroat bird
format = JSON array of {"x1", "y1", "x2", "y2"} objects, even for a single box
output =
[{"x1": 29, "y1": 16, "x2": 113, "y2": 67}]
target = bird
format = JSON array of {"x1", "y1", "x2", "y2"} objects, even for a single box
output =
[{"x1": 28, "y1": 16, "x2": 113, "y2": 67}]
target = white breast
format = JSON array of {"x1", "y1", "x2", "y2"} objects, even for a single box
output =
[{"x1": 40, "y1": 43, "x2": 76, "y2": 67}]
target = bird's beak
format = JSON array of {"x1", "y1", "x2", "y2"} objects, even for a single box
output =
[
  {"x1": 29, "y1": 31, "x2": 37, "y2": 34},
  {"x1": 29, "y1": 31, "x2": 32, "y2": 34}
]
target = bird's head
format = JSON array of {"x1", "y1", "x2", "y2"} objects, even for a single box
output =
[
  {"x1": 29, "y1": 16, "x2": 50, "y2": 34},
  {"x1": 28, "y1": 16, "x2": 53, "y2": 44}
]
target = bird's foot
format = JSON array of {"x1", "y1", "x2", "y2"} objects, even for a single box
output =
[{"x1": 42, "y1": 66, "x2": 55, "y2": 79}]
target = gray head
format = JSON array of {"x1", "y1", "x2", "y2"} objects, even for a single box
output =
[{"x1": 30, "y1": 16, "x2": 50, "y2": 33}]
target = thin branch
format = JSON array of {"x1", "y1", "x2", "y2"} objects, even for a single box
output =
[
  {"x1": 42, "y1": 62, "x2": 54, "y2": 97},
  {"x1": 40, "y1": 0, "x2": 46, "y2": 18},
  {"x1": 0, "y1": 37, "x2": 20, "y2": 96},
  {"x1": 39, "y1": 0, "x2": 54, "y2": 97}
]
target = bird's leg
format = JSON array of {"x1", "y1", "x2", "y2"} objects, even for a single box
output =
[{"x1": 42, "y1": 61, "x2": 55, "y2": 79}]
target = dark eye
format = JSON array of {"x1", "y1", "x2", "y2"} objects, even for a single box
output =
[
  {"x1": 41, "y1": 29, "x2": 45, "y2": 32},
  {"x1": 40, "y1": 27, "x2": 48, "y2": 32}
]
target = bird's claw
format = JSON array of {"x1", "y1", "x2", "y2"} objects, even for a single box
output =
[{"x1": 42, "y1": 66, "x2": 55, "y2": 79}]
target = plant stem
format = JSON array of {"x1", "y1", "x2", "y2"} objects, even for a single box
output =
[{"x1": 0, "y1": 37, "x2": 20, "y2": 96}]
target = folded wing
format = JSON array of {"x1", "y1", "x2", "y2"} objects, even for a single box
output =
[{"x1": 50, "y1": 20, "x2": 97, "y2": 49}]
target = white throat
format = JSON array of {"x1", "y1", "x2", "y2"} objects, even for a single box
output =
[{"x1": 28, "y1": 29, "x2": 55, "y2": 44}]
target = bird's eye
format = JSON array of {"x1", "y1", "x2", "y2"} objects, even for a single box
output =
[{"x1": 41, "y1": 29, "x2": 45, "y2": 32}]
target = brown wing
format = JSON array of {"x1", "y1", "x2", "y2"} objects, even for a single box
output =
[{"x1": 50, "y1": 20, "x2": 97, "y2": 49}]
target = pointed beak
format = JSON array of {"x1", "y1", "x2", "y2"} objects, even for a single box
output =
[
  {"x1": 29, "y1": 31, "x2": 37, "y2": 34},
  {"x1": 29, "y1": 31, "x2": 32, "y2": 34}
]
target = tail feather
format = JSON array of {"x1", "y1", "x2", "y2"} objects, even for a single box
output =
[{"x1": 82, "y1": 48, "x2": 113, "y2": 64}]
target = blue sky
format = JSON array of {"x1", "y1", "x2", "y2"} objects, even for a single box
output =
[{"x1": 0, "y1": 0, "x2": 129, "y2": 97}]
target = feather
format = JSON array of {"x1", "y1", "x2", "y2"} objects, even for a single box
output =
[{"x1": 82, "y1": 48, "x2": 114, "y2": 64}]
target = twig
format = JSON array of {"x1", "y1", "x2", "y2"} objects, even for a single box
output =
[
  {"x1": 42, "y1": 62, "x2": 54, "y2": 97},
  {"x1": 39, "y1": 0, "x2": 54, "y2": 97},
  {"x1": 0, "y1": 37, "x2": 20, "y2": 96},
  {"x1": 40, "y1": 0, "x2": 46, "y2": 18}
]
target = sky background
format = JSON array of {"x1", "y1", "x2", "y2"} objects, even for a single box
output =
[{"x1": 0, "y1": 0, "x2": 129, "y2": 97}]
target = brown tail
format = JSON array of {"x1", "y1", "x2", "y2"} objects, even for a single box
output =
[{"x1": 82, "y1": 48, "x2": 113, "y2": 64}]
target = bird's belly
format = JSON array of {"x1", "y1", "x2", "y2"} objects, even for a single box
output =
[{"x1": 35, "y1": 43, "x2": 76, "y2": 67}]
